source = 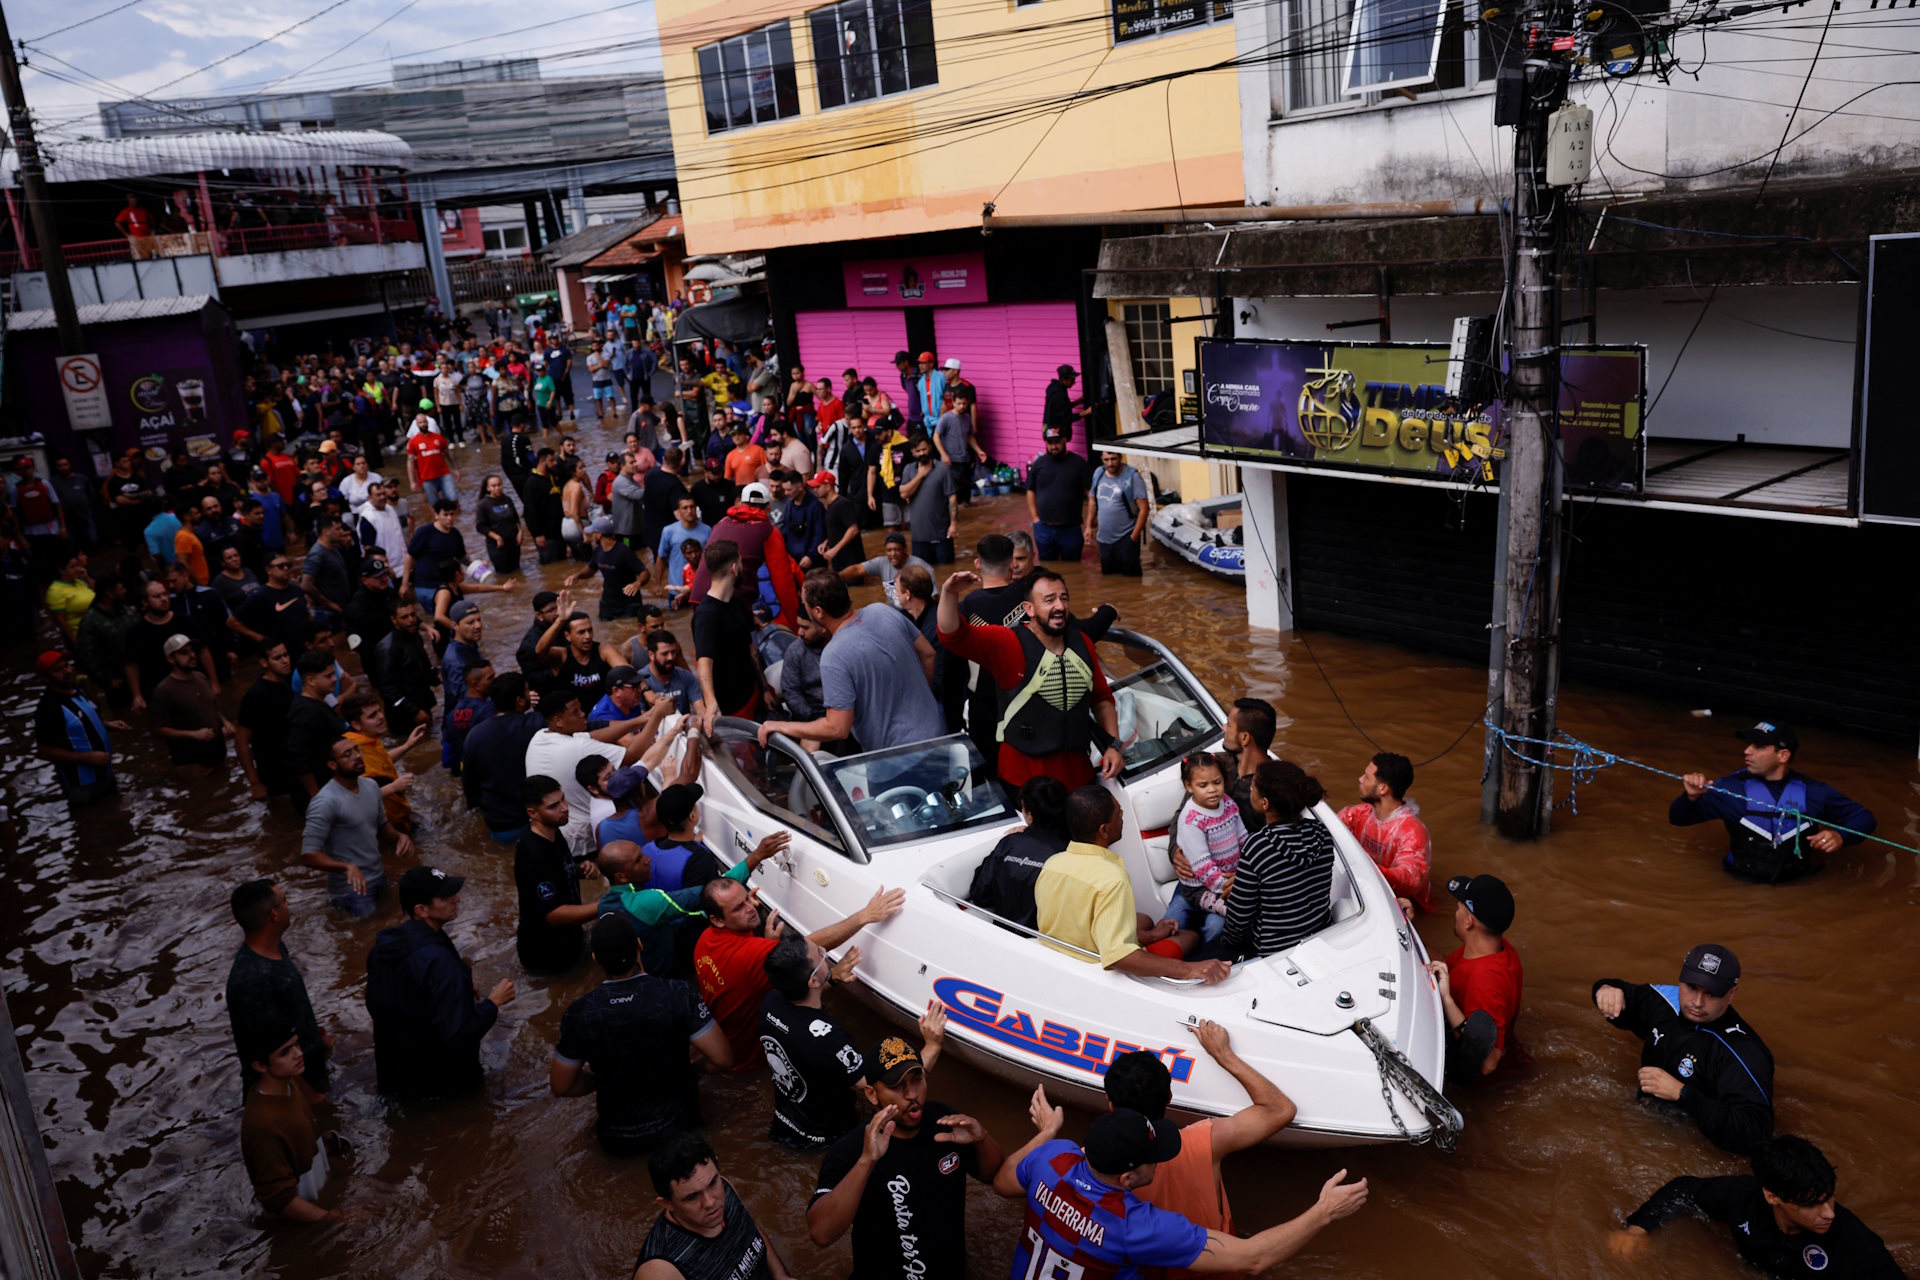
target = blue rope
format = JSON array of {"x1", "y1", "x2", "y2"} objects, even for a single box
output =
[{"x1": 1483, "y1": 723, "x2": 1914, "y2": 856}]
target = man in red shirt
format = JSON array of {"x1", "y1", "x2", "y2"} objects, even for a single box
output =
[
  {"x1": 691, "y1": 797, "x2": 907, "y2": 1065},
  {"x1": 260, "y1": 438, "x2": 300, "y2": 507},
  {"x1": 1338, "y1": 752, "x2": 1434, "y2": 914},
  {"x1": 812, "y1": 377, "x2": 844, "y2": 432},
  {"x1": 935, "y1": 567, "x2": 1121, "y2": 789},
  {"x1": 1427, "y1": 873, "x2": 1522, "y2": 1083},
  {"x1": 114, "y1": 195, "x2": 154, "y2": 242},
  {"x1": 405, "y1": 424, "x2": 458, "y2": 509}
]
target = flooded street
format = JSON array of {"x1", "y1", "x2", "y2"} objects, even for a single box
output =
[{"x1": 4, "y1": 423, "x2": 1917, "y2": 1280}]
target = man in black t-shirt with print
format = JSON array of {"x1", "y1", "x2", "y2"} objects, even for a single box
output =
[
  {"x1": 690, "y1": 540, "x2": 760, "y2": 727},
  {"x1": 806, "y1": 1036, "x2": 1004, "y2": 1280},
  {"x1": 514, "y1": 775, "x2": 598, "y2": 974},
  {"x1": 1024, "y1": 425, "x2": 1093, "y2": 562},
  {"x1": 552, "y1": 914, "x2": 735, "y2": 1157}
]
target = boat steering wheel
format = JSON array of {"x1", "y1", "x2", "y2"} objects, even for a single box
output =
[{"x1": 873, "y1": 784, "x2": 933, "y2": 815}]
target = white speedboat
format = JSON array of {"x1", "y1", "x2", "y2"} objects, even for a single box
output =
[
  {"x1": 1150, "y1": 496, "x2": 1246, "y2": 580},
  {"x1": 680, "y1": 630, "x2": 1460, "y2": 1149}
]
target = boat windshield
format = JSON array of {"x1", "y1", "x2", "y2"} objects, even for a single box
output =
[
  {"x1": 1110, "y1": 659, "x2": 1222, "y2": 779},
  {"x1": 816, "y1": 736, "x2": 1014, "y2": 850}
]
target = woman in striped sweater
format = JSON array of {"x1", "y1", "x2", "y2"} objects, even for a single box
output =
[{"x1": 1221, "y1": 761, "x2": 1336, "y2": 959}]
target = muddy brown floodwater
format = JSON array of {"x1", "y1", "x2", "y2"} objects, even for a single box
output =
[{"x1": 3, "y1": 419, "x2": 1917, "y2": 1280}]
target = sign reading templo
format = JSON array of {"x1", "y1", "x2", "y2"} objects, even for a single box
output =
[
  {"x1": 58, "y1": 354, "x2": 114, "y2": 432},
  {"x1": 843, "y1": 252, "x2": 988, "y2": 309}
]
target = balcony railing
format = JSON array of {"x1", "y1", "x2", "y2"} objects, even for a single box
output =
[{"x1": 1, "y1": 211, "x2": 421, "y2": 273}]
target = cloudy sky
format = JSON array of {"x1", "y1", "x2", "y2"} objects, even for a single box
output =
[{"x1": 9, "y1": 0, "x2": 663, "y2": 141}]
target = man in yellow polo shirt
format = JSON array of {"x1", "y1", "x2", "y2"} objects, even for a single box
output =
[{"x1": 1034, "y1": 787, "x2": 1230, "y2": 984}]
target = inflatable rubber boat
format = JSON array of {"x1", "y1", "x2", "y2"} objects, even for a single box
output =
[
  {"x1": 1150, "y1": 495, "x2": 1245, "y2": 580},
  {"x1": 674, "y1": 629, "x2": 1460, "y2": 1148}
]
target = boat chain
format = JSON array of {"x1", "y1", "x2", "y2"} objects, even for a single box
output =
[{"x1": 1352, "y1": 1019, "x2": 1465, "y2": 1154}]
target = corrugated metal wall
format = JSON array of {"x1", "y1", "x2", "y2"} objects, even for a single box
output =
[{"x1": 934, "y1": 301, "x2": 1084, "y2": 465}]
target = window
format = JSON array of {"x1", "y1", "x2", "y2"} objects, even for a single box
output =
[
  {"x1": 1344, "y1": 0, "x2": 1447, "y2": 95},
  {"x1": 697, "y1": 22, "x2": 802, "y2": 133},
  {"x1": 1280, "y1": 0, "x2": 1355, "y2": 111},
  {"x1": 1123, "y1": 303, "x2": 1176, "y2": 395},
  {"x1": 1273, "y1": 0, "x2": 1495, "y2": 115},
  {"x1": 809, "y1": 0, "x2": 938, "y2": 110},
  {"x1": 482, "y1": 226, "x2": 529, "y2": 253}
]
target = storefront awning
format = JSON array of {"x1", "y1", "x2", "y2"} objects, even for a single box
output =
[{"x1": 3, "y1": 131, "x2": 412, "y2": 187}]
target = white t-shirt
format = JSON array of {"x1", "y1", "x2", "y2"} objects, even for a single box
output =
[
  {"x1": 339, "y1": 471, "x2": 383, "y2": 512},
  {"x1": 524, "y1": 728, "x2": 625, "y2": 855}
]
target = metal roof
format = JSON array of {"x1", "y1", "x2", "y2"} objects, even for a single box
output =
[
  {"x1": 7, "y1": 295, "x2": 216, "y2": 332},
  {"x1": 544, "y1": 217, "x2": 654, "y2": 268},
  {"x1": 2, "y1": 131, "x2": 412, "y2": 187}
]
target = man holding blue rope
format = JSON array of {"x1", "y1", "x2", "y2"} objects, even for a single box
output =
[
  {"x1": 1670, "y1": 720, "x2": 1876, "y2": 883},
  {"x1": 1593, "y1": 943, "x2": 1775, "y2": 1155}
]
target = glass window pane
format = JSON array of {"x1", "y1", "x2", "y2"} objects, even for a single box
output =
[
  {"x1": 1345, "y1": 0, "x2": 1444, "y2": 94},
  {"x1": 877, "y1": 0, "x2": 908, "y2": 98},
  {"x1": 903, "y1": 0, "x2": 938, "y2": 88},
  {"x1": 1434, "y1": 0, "x2": 1465, "y2": 90},
  {"x1": 721, "y1": 38, "x2": 754, "y2": 129},
  {"x1": 811, "y1": 10, "x2": 847, "y2": 108},
  {"x1": 698, "y1": 45, "x2": 728, "y2": 133},
  {"x1": 769, "y1": 23, "x2": 800, "y2": 117},
  {"x1": 1286, "y1": 0, "x2": 1351, "y2": 111},
  {"x1": 746, "y1": 32, "x2": 777, "y2": 123},
  {"x1": 843, "y1": 0, "x2": 878, "y2": 102}
]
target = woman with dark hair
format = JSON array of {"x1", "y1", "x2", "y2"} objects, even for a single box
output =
[
  {"x1": 1220, "y1": 761, "x2": 1335, "y2": 959},
  {"x1": 967, "y1": 776, "x2": 1071, "y2": 929}
]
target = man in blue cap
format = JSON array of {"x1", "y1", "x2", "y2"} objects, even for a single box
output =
[{"x1": 1670, "y1": 720, "x2": 1875, "y2": 883}]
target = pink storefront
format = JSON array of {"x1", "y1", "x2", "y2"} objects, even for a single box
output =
[{"x1": 791, "y1": 245, "x2": 1089, "y2": 467}]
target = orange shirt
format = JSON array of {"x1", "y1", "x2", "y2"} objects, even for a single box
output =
[
  {"x1": 174, "y1": 527, "x2": 209, "y2": 585},
  {"x1": 723, "y1": 444, "x2": 768, "y2": 488},
  {"x1": 346, "y1": 730, "x2": 411, "y2": 824},
  {"x1": 1133, "y1": 1118, "x2": 1236, "y2": 1280}
]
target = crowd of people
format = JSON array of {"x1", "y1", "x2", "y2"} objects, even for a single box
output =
[{"x1": 9, "y1": 303, "x2": 1904, "y2": 1280}]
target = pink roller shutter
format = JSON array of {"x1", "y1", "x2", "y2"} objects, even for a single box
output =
[
  {"x1": 795, "y1": 309, "x2": 906, "y2": 391},
  {"x1": 934, "y1": 302, "x2": 1084, "y2": 468}
]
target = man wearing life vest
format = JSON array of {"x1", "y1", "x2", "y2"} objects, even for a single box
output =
[
  {"x1": 1669, "y1": 721, "x2": 1876, "y2": 883},
  {"x1": 935, "y1": 568, "x2": 1121, "y2": 789}
]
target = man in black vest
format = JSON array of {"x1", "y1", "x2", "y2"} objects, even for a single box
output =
[{"x1": 935, "y1": 567, "x2": 1120, "y2": 790}]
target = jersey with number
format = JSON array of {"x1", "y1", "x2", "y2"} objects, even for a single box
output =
[{"x1": 1011, "y1": 1140, "x2": 1208, "y2": 1280}]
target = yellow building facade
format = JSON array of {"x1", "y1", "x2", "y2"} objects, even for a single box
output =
[{"x1": 656, "y1": 0, "x2": 1245, "y2": 254}]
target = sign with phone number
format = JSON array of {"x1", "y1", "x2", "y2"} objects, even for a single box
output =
[{"x1": 1112, "y1": 0, "x2": 1214, "y2": 41}]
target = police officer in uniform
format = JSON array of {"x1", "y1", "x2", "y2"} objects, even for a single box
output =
[
  {"x1": 1670, "y1": 720, "x2": 1876, "y2": 883},
  {"x1": 1593, "y1": 943, "x2": 1775, "y2": 1155}
]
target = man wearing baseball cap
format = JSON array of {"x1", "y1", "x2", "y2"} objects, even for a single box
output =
[
  {"x1": 1043, "y1": 363, "x2": 1087, "y2": 437},
  {"x1": 808, "y1": 1030, "x2": 994, "y2": 1277},
  {"x1": 365, "y1": 866, "x2": 515, "y2": 1098},
  {"x1": 564, "y1": 516, "x2": 649, "y2": 622},
  {"x1": 1671, "y1": 721, "x2": 1876, "y2": 883},
  {"x1": 993, "y1": 1103, "x2": 1368, "y2": 1279},
  {"x1": 1593, "y1": 943, "x2": 1775, "y2": 1154},
  {"x1": 33, "y1": 650, "x2": 129, "y2": 804},
  {"x1": 912, "y1": 351, "x2": 946, "y2": 431},
  {"x1": 1025, "y1": 422, "x2": 1094, "y2": 562},
  {"x1": 1427, "y1": 874, "x2": 1522, "y2": 1082}
]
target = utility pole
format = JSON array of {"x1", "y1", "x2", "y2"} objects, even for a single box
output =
[
  {"x1": 0, "y1": 3, "x2": 84, "y2": 354},
  {"x1": 1493, "y1": 23, "x2": 1571, "y2": 838}
]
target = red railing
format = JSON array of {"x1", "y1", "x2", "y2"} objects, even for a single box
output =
[{"x1": 4, "y1": 212, "x2": 421, "y2": 270}]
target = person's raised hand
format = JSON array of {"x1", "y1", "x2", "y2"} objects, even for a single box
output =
[
  {"x1": 934, "y1": 1113, "x2": 986, "y2": 1145},
  {"x1": 1315, "y1": 1169, "x2": 1369, "y2": 1223},
  {"x1": 392, "y1": 772, "x2": 416, "y2": 794},
  {"x1": 1426, "y1": 959, "x2": 1451, "y2": 999},
  {"x1": 748, "y1": 831, "x2": 791, "y2": 867},
  {"x1": 1030, "y1": 1084, "x2": 1065, "y2": 1138},
  {"x1": 863, "y1": 885, "x2": 906, "y2": 925},
  {"x1": 1595, "y1": 985, "x2": 1626, "y2": 1019},
  {"x1": 1193, "y1": 1018, "x2": 1231, "y2": 1059},
  {"x1": 941, "y1": 570, "x2": 979, "y2": 599},
  {"x1": 831, "y1": 946, "x2": 862, "y2": 983},
  {"x1": 1682, "y1": 772, "x2": 1707, "y2": 800},
  {"x1": 919, "y1": 999, "x2": 947, "y2": 1046},
  {"x1": 863, "y1": 1104, "x2": 899, "y2": 1164}
]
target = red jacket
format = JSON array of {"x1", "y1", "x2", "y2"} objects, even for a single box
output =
[{"x1": 686, "y1": 504, "x2": 800, "y2": 629}]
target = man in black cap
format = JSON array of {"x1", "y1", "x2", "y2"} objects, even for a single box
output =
[
  {"x1": 1024, "y1": 424, "x2": 1093, "y2": 562},
  {"x1": 1671, "y1": 721, "x2": 1877, "y2": 883},
  {"x1": 550, "y1": 913, "x2": 734, "y2": 1156},
  {"x1": 1043, "y1": 363, "x2": 1087, "y2": 438},
  {"x1": 365, "y1": 866, "x2": 515, "y2": 1099},
  {"x1": 1611, "y1": 1134, "x2": 1906, "y2": 1276},
  {"x1": 515, "y1": 590, "x2": 562, "y2": 675},
  {"x1": 807, "y1": 1033, "x2": 1000, "y2": 1280},
  {"x1": 992, "y1": 1102, "x2": 1368, "y2": 1278},
  {"x1": 1593, "y1": 943, "x2": 1775, "y2": 1154},
  {"x1": 1427, "y1": 873, "x2": 1523, "y2": 1083},
  {"x1": 590, "y1": 664, "x2": 648, "y2": 725}
]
